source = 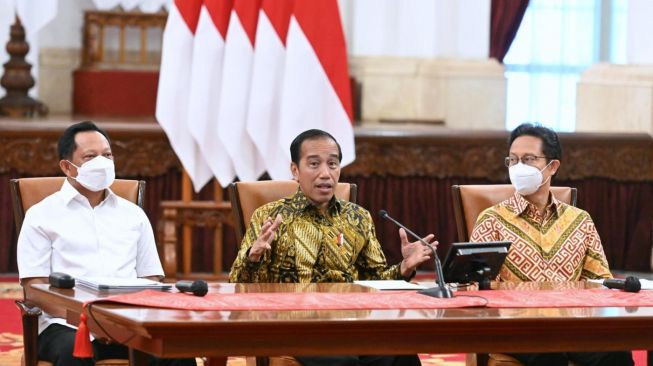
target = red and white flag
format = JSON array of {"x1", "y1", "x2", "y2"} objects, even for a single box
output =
[
  {"x1": 246, "y1": 0, "x2": 294, "y2": 180},
  {"x1": 216, "y1": 0, "x2": 264, "y2": 182},
  {"x1": 278, "y1": 0, "x2": 355, "y2": 168},
  {"x1": 187, "y1": 0, "x2": 235, "y2": 188},
  {"x1": 156, "y1": 0, "x2": 213, "y2": 191}
]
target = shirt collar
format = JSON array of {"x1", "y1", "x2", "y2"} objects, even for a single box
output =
[
  {"x1": 290, "y1": 187, "x2": 342, "y2": 215},
  {"x1": 60, "y1": 178, "x2": 117, "y2": 206},
  {"x1": 508, "y1": 191, "x2": 562, "y2": 218}
]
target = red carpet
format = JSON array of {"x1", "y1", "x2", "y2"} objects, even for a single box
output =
[{"x1": 0, "y1": 278, "x2": 25, "y2": 365}]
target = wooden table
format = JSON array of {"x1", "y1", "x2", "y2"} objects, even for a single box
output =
[{"x1": 29, "y1": 282, "x2": 653, "y2": 365}]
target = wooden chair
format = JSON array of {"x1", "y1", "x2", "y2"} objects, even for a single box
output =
[
  {"x1": 228, "y1": 180, "x2": 357, "y2": 366},
  {"x1": 11, "y1": 177, "x2": 143, "y2": 366},
  {"x1": 451, "y1": 184, "x2": 576, "y2": 366},
  {"x1": 229, "y1": 180, "x2": 357, "y2": 244},
  {"x1": 451, "y1": 184, "x2": 576, "y2": 242}
]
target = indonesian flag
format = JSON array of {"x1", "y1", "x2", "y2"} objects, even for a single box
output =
[
  {"x1": 216, "y1": 0, "x2": 264, "y2": 182},
  {"x1": 278, "y1": 0, "x2": 355, "y2": 167},
  {"x1": 156, "y1": 0, "x2": 213, "y2": 191},
  {"x1": 187, "y1": 0, "x2": 235, "y2": 188},
  {"x1": 246, "y1": 0, "x2": 294, "y2": 180}
]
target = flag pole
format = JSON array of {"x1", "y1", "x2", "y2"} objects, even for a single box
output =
[
  {"x1": 181, "y1": 169, "x2": 193, "y2": 275},
  {"x1": 213, "y1": 179, "x2": 224, "y2": 277}
]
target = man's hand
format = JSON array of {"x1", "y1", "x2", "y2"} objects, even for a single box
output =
[
  {"x1": 248, "y1": 214, "x2": 283, "y2": 262},
  {"x1": 398, "y1": 228, "x2": 437, "y2": 277}
]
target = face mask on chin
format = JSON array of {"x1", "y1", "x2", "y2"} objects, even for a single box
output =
[
  {"x1": 509, "y1": 161, "x2": 552, "y2": 196},
  {"x1": 67, "y1": 156, "x2": 116, "y2": 192}
]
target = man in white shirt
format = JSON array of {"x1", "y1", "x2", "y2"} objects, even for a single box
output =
[{"x1": 17, "y1": 121, "x2": 195, "y2": 366}]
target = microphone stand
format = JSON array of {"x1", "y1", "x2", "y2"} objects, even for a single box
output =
[{"x1": 379, "y1": 211, "x2": 453, "y2": 298}]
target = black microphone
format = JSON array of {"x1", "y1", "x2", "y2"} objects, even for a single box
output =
[
  {"x1": 603, "y1": 276, "x2": 641, "y2": 293},
  {"x1": 48, "y1": 272, "x2": 75, "y2": 289},
  {"x1": 379, "y1": 210, "x2": 453, "y2": 298},
  {"x1": 175, "y1": 280, "x2": 209, "y2": 296}
]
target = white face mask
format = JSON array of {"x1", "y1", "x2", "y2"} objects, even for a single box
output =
[
  {"x1": 68, "y1": 156, "x2": 116, "y2": 192},
  {"x1": 508, "y1": 161, "x2": 552, "y2": 196}
]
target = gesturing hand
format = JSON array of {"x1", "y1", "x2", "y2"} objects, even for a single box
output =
[
  {"x1": 248, "y1": 214, "x2": 283, "y2": 262},
  {"x1": 398, "y1": 228, "x2": 438, "y2": 277}
]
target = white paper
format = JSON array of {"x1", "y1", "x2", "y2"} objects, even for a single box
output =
[
  {"x1": 641, "y1": 279, "x2": 653, "y2": 290},
  {"x1": 77, "y1": 276, "x2": 172, "y2": 290},
  {"x1": 354, "y1": 280, "x2": 427, "y2": 291}
]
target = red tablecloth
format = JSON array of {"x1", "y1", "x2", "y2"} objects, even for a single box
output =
[{"x1": 90, "y1": 288, "x2": 653, "y2": 311}]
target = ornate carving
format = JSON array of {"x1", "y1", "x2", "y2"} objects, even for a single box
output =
[
  {"x1": 82, "y1": 11, "x2": 167, "y2": 69},
  {"x1": 0, "y1": 123, "x2": 180, "y2": 176},
  {"x1": 342, "y1": 130, "x2": 653, "y2": 182},
  {"x1": 110, "y1": 138, "x2": 180, "y2": 176},
  {"x1": 0, "y1": 121, "x2": 651, "y2": 182},
  {"x1": 562, "y1": 146, "x2": 652, "y2": 181},
  {"x1": 159, "y1": 201, "x2": 233, "y2": 279},
  {"x1": 0, "y1": 16, "x2": 48, "y2": 117},
  {"x1": 1, "y1": 137, "x2": 60, "y2": 175},
  {"x1": 345, "y1": 141, "x2": 507, "y2": 180}
]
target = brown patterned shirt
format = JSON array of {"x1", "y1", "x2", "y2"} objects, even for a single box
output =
[
  {"x1": 229, "y1": 189, "x2": 403, "y2": 283},
  {"x1": 469, "y1": 192, "x2": 612, "y2": 282}
]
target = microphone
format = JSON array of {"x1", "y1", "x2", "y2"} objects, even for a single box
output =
[
  {"x1": 48, "y1": 272, "x2": 75, "y2": 289},
  {"x1": 175, "y1": 280, "x2": 209, "y2": 296},
  {"x1": 379, "y1": 210, "x2": 453, "y2": 298},
  {"x1": 603, "y1": 276, "x2": 641, "y2": 293}
]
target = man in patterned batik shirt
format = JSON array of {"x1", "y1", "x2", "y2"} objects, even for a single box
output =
[
  {"x1": 230, "y1": 129, "x2": 435, "y2": 366},
  {"x1": 470, "y1": 122, "x2": 632, "y2": 366}
]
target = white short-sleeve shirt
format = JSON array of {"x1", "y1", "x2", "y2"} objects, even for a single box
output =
[{"x1": 17, "y1": 179, "x2": 164, "y2": 333}]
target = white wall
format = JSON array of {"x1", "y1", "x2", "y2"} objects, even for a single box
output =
[
  {"x1": 341, "y1": 0, "x2": 490, "y2": 58},
  {"x1": 627, "y1": 0, "x2": 653, "y2": 64},
  {"x1": 0, "y1": 0, "x2": 492, "y2": 65}
]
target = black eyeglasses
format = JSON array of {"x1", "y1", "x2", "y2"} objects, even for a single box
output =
[{"x1": 504, "y1": 155, "x2": 548, "y2": 167}]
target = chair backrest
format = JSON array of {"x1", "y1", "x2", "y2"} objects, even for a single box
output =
[
  {"x1": 10, "y1": 177, "x2": 145, "y2": 234},
  {"x1": 451, "y1": 184, "x2": 577, "y2": 242},
  {"x1": 229, "y1": 180, "x2": 357, "y2": 244}
]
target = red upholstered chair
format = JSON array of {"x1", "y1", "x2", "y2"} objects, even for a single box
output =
[
  {"x1": 451, "y1": 184, "x2": 576, "y2": 243},
  {"x1": 229, "y1": 180, "x2": 357, "y2": 244},
  {"x1": 11, "y1": 177, "x2": 143, "y2": 366},
  {"x1": 228, "y1": 180, "x2": 357, "y2": 366},
  {"x1": 451, "y1": 184, "x2": 577, "y2": 366}
]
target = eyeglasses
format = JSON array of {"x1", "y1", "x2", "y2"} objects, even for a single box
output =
[{"x1": 504, "y1": 155, "x2": 548, "y2": 167}]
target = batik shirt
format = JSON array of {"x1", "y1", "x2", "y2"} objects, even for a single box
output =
[
  {"x1": 229, "y1": 189, "x2": 404, "y2": 283},
  {"x1": 469, "y1": 192, "x2": 612, "y2": 282}
]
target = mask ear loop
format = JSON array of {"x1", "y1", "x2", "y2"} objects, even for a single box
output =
[
  {"x1": 65, "y1": 160, "x2": 80, "y2": 178},
  {"x1": 536, "y1": 160, "x2": 554, "y2": 189}
]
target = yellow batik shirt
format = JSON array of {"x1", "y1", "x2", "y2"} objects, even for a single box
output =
[
  {"x1": 469, "y1": 192, "x2": 612, "y2": 282},
  {"x1": 229, "y1": 189, "x2": 404, "y2": 283}
]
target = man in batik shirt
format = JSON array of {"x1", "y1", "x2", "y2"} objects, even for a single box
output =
[
  {"x1": 470, "y1": 122, "x2": 632, "y2": 366},
  {"x1": 230, "y1": 129, "x2": 435, "y2": 366}
]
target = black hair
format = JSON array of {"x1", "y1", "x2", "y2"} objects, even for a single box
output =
[
  {"x1": 509, "y1": 122, "x2": 562, "y2": 162},
  {"x1": 290, "y1": 129, "x2": 342, "y2": 164},
  {"x1": 57, "y1": 121, "x2": 111, "y2": 160}
]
